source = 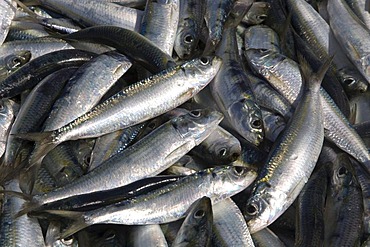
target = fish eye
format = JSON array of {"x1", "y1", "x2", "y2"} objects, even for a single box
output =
[
  {"x1": 257, "y1": 14, "x2": 267, "y2": 21},
  {"x1": 200, "y1": 57, "x2": 210, "y2": 65},
  {"x1": 61, "y1": 236, "x2": 74, "y2": 245},
  {"x1": 194, "y1": 209, "x2": 205, "y2": 218},
  {"x1": 104, "y1": 231, "x2": 116, "y2": 240},
  {"x1": 233, "y1": 166, "x2": 245, "y2": 176},
  {"x1": 83, "y1": 154, "x2": 91, "y2": 165},
  {"x1": 343, "y1": 78, "x2": 355, "y2": 86},
  {"x1": 190, "y1": 109, "x2": 202, "y2": 117},
  {"x1": 184, "y1": 34, "x2": 194, "y2": 44},
  {"x1": 218, "y1": 148, "x2": 227, "y2": 157},
  {"x1": 148, "y1": 121, "x2": 157, "y2": 129},
  {"x1": 337, "y1": 166, "x2": 348, "y2": 177},
  {"x1": 245, "y1": 203, "x2": 259, "y2": 216},
  {"x1": 12, "y1": 57, "x2": 22, "y2": 66},
  {"x1": 251, "y1": 118, "x2": 262, "y2": 129}
]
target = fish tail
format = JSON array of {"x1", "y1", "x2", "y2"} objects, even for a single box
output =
[
  {"x1": 43, "y1": 210, "x2": 88, "y2": 239},
  {"x1": 14, "y1": 200, "x2": 40, "y2": 218},
  {"x1": 12, "y1": 0, "x2": 40, "y2": 20},
  {"x1": 0, "y1": 190, "x2": 41, "y2": 218},
  {"x1": 13, "y1": 131, "x2": 53, "y2": 142},
  {"x1": 0, "y1": 190, "x2": 32, "y2": 201},
  {"x1": 13, "y1": 131, "x2": 59, "y2": 169},
  {"x1": 298, "y1": 54, "x2": 333, "y2": 91}
]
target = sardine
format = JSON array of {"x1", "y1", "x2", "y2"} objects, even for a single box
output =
[
  {"x1": 211, "y1": 27, "x2": 264, "y2": 146},
  {"x1": 50, "y1": 165, "x2": 257, "y2": 238},
  {"x1": 244, "y1": 58, "x2": 327, "y2": 233}
]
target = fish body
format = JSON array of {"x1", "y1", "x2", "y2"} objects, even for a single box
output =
[
  {"x1": 245, "y1": 58, "x2": 326, "y2": 233},
  {"x1": 211, "y1": 27, "x2": 264, "y2": 146},
  {"x1": 58, "y1": 165, "x2": 257, "y2": 238}
]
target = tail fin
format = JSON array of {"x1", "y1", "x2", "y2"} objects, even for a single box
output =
[
  {"x1": 14, "y1": 197, "x2": 43, "y2": 218},
  {"x1": 43, "y1": 210, "x2": 89, "y2": 239},
  {"x1": 13, "y1": 0, "x2": 40, "y2": 20},
  {"x1": 298, "y1": 54, "x2": 333, "y2": 92},
  {"x1": 0, "y1": 190, "x2": 32, "y2": 201},
  {"x1": 13, "y1": 131, "x2": 59, "y2": 169},
  {"x1": 0, "y1": 189, "x2": 40, "y2": 218}
]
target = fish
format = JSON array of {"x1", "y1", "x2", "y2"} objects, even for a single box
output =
[
  {"x1": 211, "y1": 27, "x2": 264, "y2": 146},
  {"x1": 244, "y1": 57, "x2": 327, "y2": 233},
  {"x1": 242, "y1": 2, "x2": 271, "y2": 25},
  {"x1": 43, "y1": 51, "x2": 132, "y2": 131},
  {"x1": 246, "y1": 48, "x2": 370, "y2": 176},
  {"x1": 204, "y1": 0, "x2": 235, "y2": 53},
  {"x1": 190, "y1": 126, "x2": 242, "y2": 165},
  {"x1": 0, "y1": 37, "x2": 74, "y2": 60},
  {"x1": 35, "y1": 0, "x2": 143, "y2": 31},
  {"x1": 45, "y1": 165, "x2": 257, "y2": 238},
  {"x1": 251, "y1": 228, "x2": 286, "y2": 247}
]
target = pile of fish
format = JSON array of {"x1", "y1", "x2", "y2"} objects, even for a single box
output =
[{"x1": 0, "y1": 0, "x2": 369, "y2": 246}]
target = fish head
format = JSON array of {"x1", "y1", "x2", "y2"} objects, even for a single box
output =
[
  {"x1": 172, "y1": 108, "x2": 223, "y2": 145},
  {"x1": 185, "y1": 196, "x2": 212, "y2": 231},
  {"x1": 211, "y1": 166, "x2": 257, "y2": 201},
  {"x1": 329, "y1": 153, "x2": 355, "y2": 194},
  {"x1": 338, "y1": 67, "x2": 368, "y2": 94},
  {"x1": 183, "y1": 56, "x2": 223, "y2": 91},
  {"x1": 244, "y1": 183, "x2": 286, "y2": 233},
  {"x1": 207, "y1": 138, "x2": 242, "y2": 163},
  {"x1": 174, "y1": 20, "x2": 198, "y2": 59},
  {"x1": 245, "y1": 2, "x2": 271, "y2": 25},
  {"x1": 5, "y1": 50, "x2": 31, "y2": 72},
  {"x1": 228, "y1": 98, "x2": 264, "y2": 146}
]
